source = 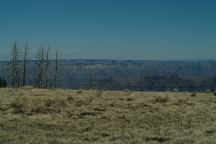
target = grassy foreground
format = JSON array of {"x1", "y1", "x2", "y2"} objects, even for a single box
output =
[{"x1": 0, "y1": 88, "x2": 216, "y2": 144}]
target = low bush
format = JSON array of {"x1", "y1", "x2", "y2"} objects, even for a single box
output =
[
  {"x1": 10, "y1": 97, "x2": 27, "y2": 114},
  {"x1": 153, "y1": 96, "x2": 168, "y2": 103}
]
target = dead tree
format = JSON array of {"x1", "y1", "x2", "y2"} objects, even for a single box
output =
[
  {"x1": 54, "y1": 49, "x2": 59, "y2": 88},
  {"x1": 37, "y1": 46, "x2": 45, "y2": 88},
  {"x1": 22, "y1": 42, "x2": 30, "y2": 86},
  {"x1": 45, "y1": 46, "x2": 50, "y2": 88},
  {"x1": 10, "y1": 41, "x2": 18, "y2": 88}
]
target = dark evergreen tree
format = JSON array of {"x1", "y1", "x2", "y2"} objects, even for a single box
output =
[{"x1": 0, "y1": 77, "x2": 7, "y2": 88}]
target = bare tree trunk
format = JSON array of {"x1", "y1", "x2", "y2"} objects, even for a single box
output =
[
  {"x1": 45, "y1": 46, "x2": 49, "y2": 88},
  {"x1": 37, "y1": 46, "x2": 45, "y2": 88},
  {"x1": 10, "y1": 41, "x2": 24, "y2": 88},
  {"x1": 41, "y1": 46, "x2": 44, "y2": 88},
  {"x1": 54, "y1": 49, "x2": 58, "y2": 88},
  {"x1": 11, "y1": 41, "x2": 18, "y2": 88},
  {"x1": 11, "y1": 42, "x2": 15, "y2": 88},
  {"x1": 22, "y1": 42, "x2": 29, "y2": 86}
]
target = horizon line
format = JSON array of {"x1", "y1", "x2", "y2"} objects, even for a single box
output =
[{"x1": 0, "y1": 58, "x2": 216, "y2": 62}]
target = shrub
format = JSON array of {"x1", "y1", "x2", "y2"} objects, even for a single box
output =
[
  {"x1": 127, "y1": 97, "x2": 135, "y2": 101},
  {"x1": 44, "y1": 98, "x2": 67, "y2": 107},
  {"x1": 96, "y1": 90, "x2": 103, "y2": 97},
  {"x1": 77, "y1": 90, "x2": 82, "y2": 94},
  {"x1": 10, "y1": 97, "x2": 27, "y2": 114},
  {"x1": 190, "y1": 93, "x2": 197, "y2": 97},
  {"x1": 75, "y1": 97, "x2": 94, "y2": 106},
  {"x1": 153, "y1": 96, "x2": 168, "y2": 103},
  {"x1": 67, "y1": 96, "x2": 74, "y2": 101},
  {"x1": 31, "y1": 104, "x2": 60, "y2": 114},
  {"x1": 0, "y1": 77, "x2": 7, "y2": 88}
]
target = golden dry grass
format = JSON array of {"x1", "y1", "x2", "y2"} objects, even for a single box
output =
[{"x1": 0, "y1": 87, "x2": 216, "y2": 144}]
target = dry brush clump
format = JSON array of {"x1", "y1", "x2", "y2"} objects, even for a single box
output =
[
  {"x1": 8, "y1": 90, "x2": 69, "y2": 115},
  {"x1": 152, "y1": 96, "x2": 169, "y2": 104},
  {"x1": 30, "y1": 98, "x2": 68, "y2": 114},
  {"x1": 9, "y1": 97, "x2": 27, "y2": 114},
  {"x1": 190, "y1": 92, "x2": 197, "y2": 97},
  {"x1": 96, "y1": 90, "x2": 103, "y2": 97}
]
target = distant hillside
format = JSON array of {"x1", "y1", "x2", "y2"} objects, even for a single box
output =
[{"x1": 1, "y1": 60, "x2": 216, "y2": 91}]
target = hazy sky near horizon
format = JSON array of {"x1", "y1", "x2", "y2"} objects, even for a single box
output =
[{"x1": 0, "y1": 0, "x2": 216, "y2": 60}]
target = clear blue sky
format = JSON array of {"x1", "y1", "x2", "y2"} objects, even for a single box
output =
[{"x1": 0, "y1": 0, "x2": 216, "y2": 60}]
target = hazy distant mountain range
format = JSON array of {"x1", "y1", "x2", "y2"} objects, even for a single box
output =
[{"x1": 1, "y1": 60, "x2": 216, "y2": 91}]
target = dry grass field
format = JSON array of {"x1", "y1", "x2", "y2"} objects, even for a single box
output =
[{"x1": 0, "y1": 87, "x2": 216, "y2": 144}]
